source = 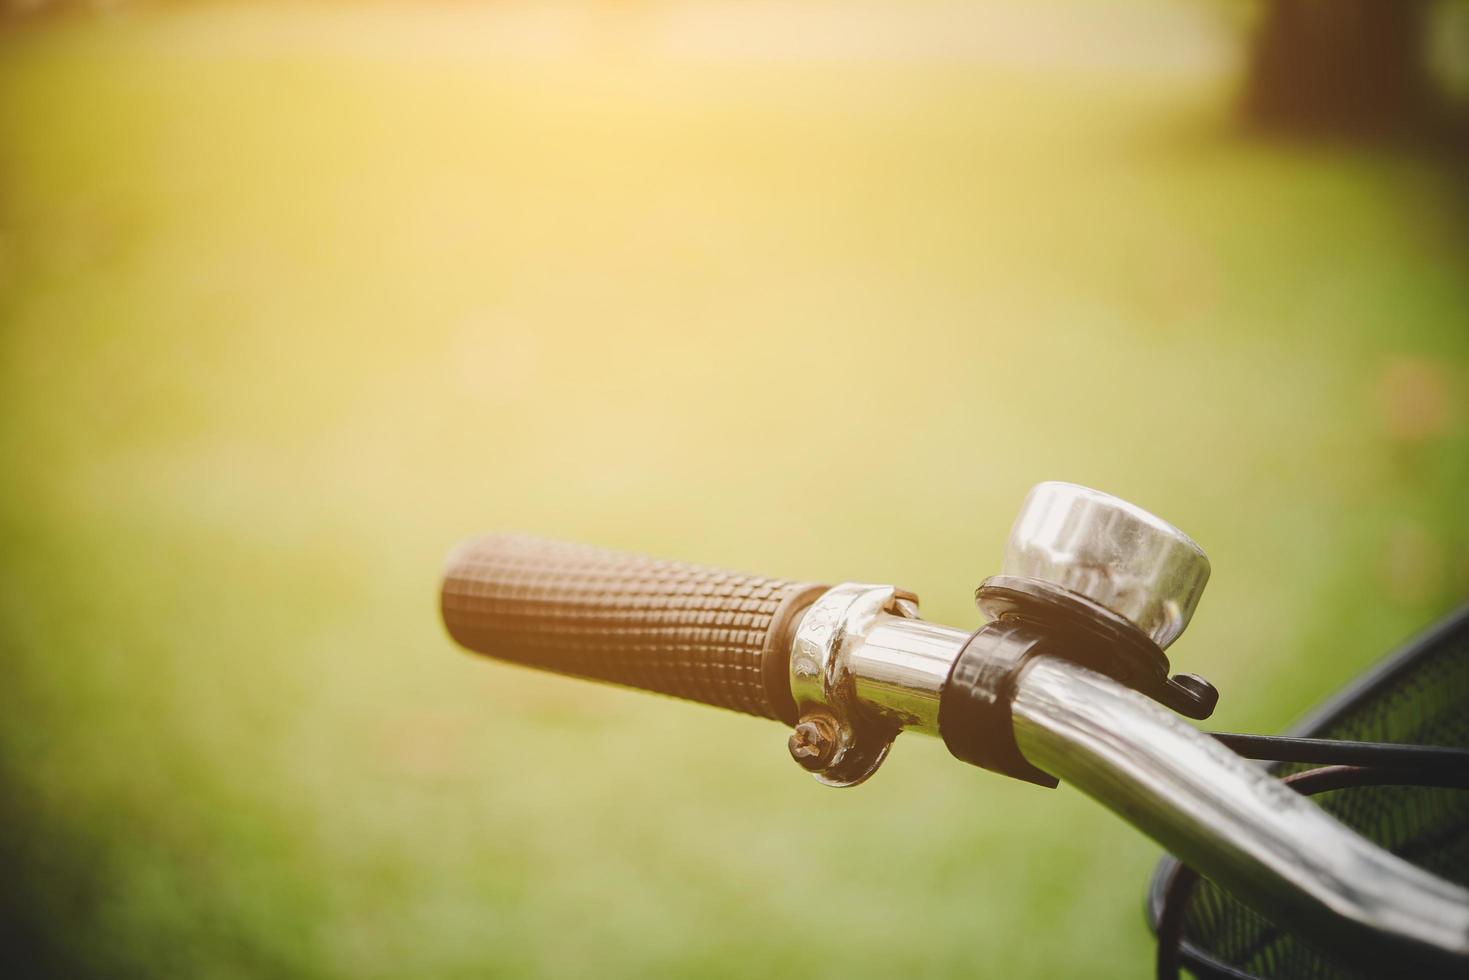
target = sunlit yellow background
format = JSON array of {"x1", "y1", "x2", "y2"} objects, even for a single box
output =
[{"x1": 1, "y1": 2, "x2": 1466, "y2": 976}]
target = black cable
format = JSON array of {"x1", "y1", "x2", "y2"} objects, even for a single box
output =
[{"x1": 1208, "y1": 732, "x2": 1469, "y2": 770}]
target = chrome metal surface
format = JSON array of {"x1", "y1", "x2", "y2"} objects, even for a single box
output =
[
  {"x1": 788, "y1": 582, "x2": 967, "y2": 786},
  {"x1": 847, "y1": 616, "x2": 970, "y2": 734},
  {"x1": 1011, "y1": 655, "x2": 1469, "y2": 974},
  {"x1": 1000, "y1": 482, "x2": 1210, "y2": 649}
]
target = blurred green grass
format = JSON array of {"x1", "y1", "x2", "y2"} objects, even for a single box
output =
[{"x1": 1, "y1": 3, "x2": 1467, "y2": 977}]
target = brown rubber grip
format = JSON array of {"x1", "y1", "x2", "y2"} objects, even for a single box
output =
[{"x1": 440, "y1": 534, "x2": 827, "y2": 724}]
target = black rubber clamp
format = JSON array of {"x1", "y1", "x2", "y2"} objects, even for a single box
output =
[
  {"x1": 939, "y1": 618, "x2": 1061, "y2": 788},
  {"x1": 939, "y1": 576, "x2": 1219, "y2": 787}
]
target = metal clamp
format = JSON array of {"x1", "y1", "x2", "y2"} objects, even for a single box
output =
[{"x1": 787, "y1": 583, "x2": 920, "y2": 787}]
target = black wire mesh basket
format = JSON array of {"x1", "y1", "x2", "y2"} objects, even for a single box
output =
[{"x1": 1146, "y1": 605, "x2": 1469, "y2": 980}]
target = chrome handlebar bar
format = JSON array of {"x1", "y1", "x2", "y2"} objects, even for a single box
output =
[{"x1": 1012, "y1": 656, "x2": 1469, "y2": 975}]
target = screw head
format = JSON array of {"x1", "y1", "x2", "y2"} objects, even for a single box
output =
[{"x1": 788, "y1": 715, "x2": 839, "y2": 771}]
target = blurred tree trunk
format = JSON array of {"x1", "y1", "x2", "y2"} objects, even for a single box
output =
[{"x1": 1244, "y1": 0, "x2": 1435, "y2": 137}]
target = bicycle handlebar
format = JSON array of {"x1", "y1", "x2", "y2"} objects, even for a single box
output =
[{"x1": 440, "y1": 486, "x2": 1469, "y2": 975}]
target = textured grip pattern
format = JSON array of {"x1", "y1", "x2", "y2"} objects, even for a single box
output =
[{"x1": 441, "y1": 534, "x2": 826, "y2": 723}]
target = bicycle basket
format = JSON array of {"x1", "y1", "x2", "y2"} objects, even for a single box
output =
[{"x1": 1146, "y1": 604, "x2": 1469, "y2": 980}]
